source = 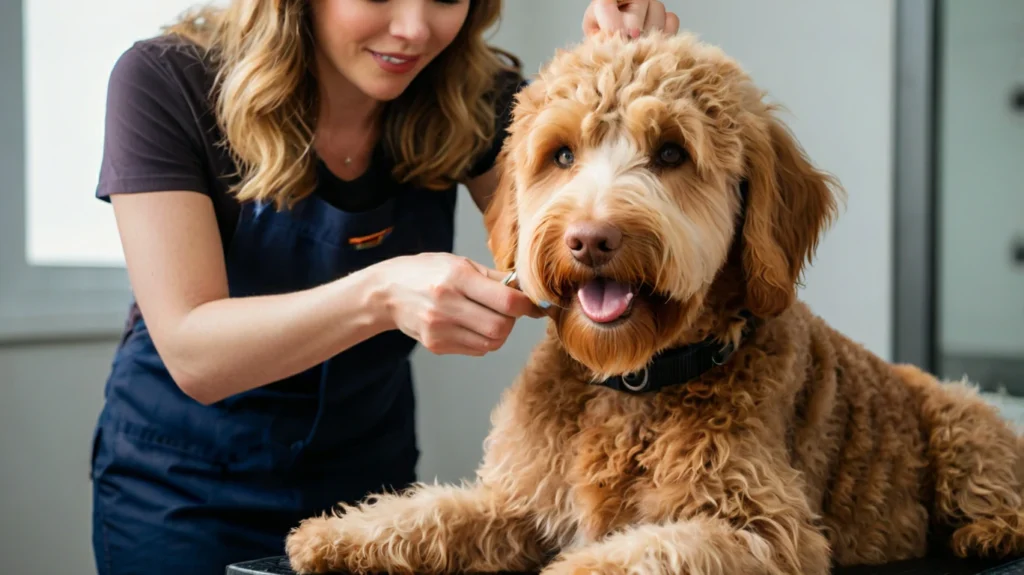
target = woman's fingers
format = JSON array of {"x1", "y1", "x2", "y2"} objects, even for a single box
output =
[
  {"x1": 643, "y1": 1, "x2": 666, "y2": 33},
  {"x1": 583, "y1": 0, "x2": 679, "y2": 38},
  {"x1": 665, "y1": 10, "x2": 680, "y2": 34},
  {"x1": 420, "y1": 323, "x2": 499, "y2": 356},
  {"x1": 450, "y1": 292, "x2": 516, "y2": 345},
  {"x1": 583, "y1": 0, "x2": 625, "y2": 37},
  {"x1": 617, "y1": 1, "x2": 650, "y2": 37},
  {"x1": 464, "y1": 262, "x2": 543, "y2": 319}
]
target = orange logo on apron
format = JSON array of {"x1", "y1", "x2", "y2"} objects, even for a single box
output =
[{"x1": 348, "y1": 227, "x2": 394, "y2": 250}]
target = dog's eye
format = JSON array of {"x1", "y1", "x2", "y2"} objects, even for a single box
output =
[
  {"x1": 655, "y1": 143, "x2": 687, "y2": 167},
  {"x1": 554, "y1": 146, "x2": 575, "y2": 168}
]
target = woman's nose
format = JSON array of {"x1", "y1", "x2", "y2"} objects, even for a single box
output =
[{"x1": 389, "y1": 9, "x2": 430, "y2": 45}]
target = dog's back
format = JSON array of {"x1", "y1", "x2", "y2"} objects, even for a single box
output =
[{"x1": 761, "y1": 301, "x2": 1024, "y2": 564}]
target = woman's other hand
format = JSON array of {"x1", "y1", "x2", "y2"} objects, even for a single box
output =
[
  {"x1": 374, "y1": 253, "x2": 544, "y2": 357},
  {"x1": 582, "y1": 0, "x2": 680, "y2": 39}
]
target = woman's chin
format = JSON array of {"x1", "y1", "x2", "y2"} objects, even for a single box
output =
[
  {"x1": 349, "y1": 70, "x2": 419, "y2": 103},
  {"x1": 362, "y1": 81, "x2": 411, "y2": 102}
]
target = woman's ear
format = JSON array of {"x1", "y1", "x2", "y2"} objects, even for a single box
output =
[
  {"x1": 740, "y1": 110, "x2": 843, "y2": 318},
  {"x1": 482, "y1": 148, "x2": 519, "y2": 272}
]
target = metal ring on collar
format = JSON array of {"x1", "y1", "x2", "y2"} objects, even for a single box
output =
[
  {"x1": 712, "y1": 344, "x2": 735, "y2": 366},
  {"x1": 621, "y1": 368, "x2": 649, "y2": 392}
]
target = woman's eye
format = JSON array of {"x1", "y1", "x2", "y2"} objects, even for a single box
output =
[
  {"x1": 554, "y1": 146, "x2": 574, "y2": 168},
  {"x1": 655, "y1": 143, "x2": 687, "y2": 167}
]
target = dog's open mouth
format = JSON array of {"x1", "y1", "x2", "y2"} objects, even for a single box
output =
[{"x1": 576, "y1": 277, "x2": 637, "y2": 324}]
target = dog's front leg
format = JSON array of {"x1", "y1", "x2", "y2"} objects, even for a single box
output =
[
  {"x1": 285, "y1": 481, "x2": 547, "y2": 575},
  {"x1": 545, "y1": 443, "x2": 831, "y2": 575},
  {"x1": 541, "y1": 514, "x2": 828, "y2": 575}
]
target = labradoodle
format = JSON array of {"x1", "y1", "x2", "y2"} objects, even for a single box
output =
[{"x1": 285, "y1": 31, "x2": 1024, "y2": 575}]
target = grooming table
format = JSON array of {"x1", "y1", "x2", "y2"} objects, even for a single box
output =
[{"x1": 227, "y1": 554, "x2": 1024, "y2": 575}]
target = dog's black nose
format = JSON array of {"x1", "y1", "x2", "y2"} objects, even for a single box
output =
[{"x1": 564, "y1": 221, "x2": 622, "y2": 267}]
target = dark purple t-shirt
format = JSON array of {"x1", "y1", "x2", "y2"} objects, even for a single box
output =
[{"x1": 95, "y1": 34, "x2": 524, "y2": 248}]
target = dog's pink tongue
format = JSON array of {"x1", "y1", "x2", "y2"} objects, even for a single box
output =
[{"x1": 577, "y1": 278, "x2": 633, "y2": 323}]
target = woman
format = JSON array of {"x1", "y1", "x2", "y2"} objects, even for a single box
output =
[{"x1": 89, "y1": 1, "x2": 678, "y2": 573}]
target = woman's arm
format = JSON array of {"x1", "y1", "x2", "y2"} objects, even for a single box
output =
[
  {"x1": 113, "y1": 189, "x2": 540, "y2": 406},
  {"x1": 465, "y1": 168, "x2": 500, "y2": 213},
  {"x1": 112, "y1": 190, "x2": 395, "y2": 405}
]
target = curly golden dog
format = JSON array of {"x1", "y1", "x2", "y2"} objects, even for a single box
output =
[{"x1": 286, "y1": 32, "x2": 1024, "y2": 575}]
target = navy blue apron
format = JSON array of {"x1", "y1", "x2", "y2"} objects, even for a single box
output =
[{"x1": 90, "y1": 179, "x2": 457, "y2": 575}]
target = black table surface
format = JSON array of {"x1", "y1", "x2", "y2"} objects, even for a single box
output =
[{"x1": 227, "y1": 554, "x2": 1024, "y2": 575}]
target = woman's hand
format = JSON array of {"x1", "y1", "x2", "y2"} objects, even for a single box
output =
[
  {"x1": 582, "y1": 0, "x2": 680, "y2": 39},
  {"x1": 374, "y1": 253, "x2": 543, "y2": 357}
]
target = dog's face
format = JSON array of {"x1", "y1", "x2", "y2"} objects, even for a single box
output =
[{"x1": 484, "y1": 32, "x2": 841, "y2": 379}]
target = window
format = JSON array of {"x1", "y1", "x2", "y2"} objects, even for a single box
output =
[{"x1": 1, "y1": 1, "x2": 210, "y2": 341}]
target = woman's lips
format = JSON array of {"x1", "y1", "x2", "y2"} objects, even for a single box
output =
[{"x1": 369, "y1": 50, "x2": 420, "y2": 74}]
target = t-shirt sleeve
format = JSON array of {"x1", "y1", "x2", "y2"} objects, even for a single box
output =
[
  {"x1": 465, "y1": 68, "x2": 529, "y2": 179},
  {"x1": 95, "y1": 43, "x2": 210, "y2": 202}
]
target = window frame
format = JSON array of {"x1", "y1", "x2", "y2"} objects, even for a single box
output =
[
  {"x1": 892, "y1": 0, "x2": 940, "y2": 372},
  {"x1": 0, "y1": 1, "x2": 131, "y2": 343}
]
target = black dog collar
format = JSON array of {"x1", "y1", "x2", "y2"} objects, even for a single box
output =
[{"x1": 595, "y1": 310, "x2": 756, "y2": 394}]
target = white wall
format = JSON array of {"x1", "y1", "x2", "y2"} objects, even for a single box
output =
[
  {"x1": 413, "y1": 0, "x2": 896, "y2": 483},
  {"x1": 938, "y1": 0, "x2": 1024, "y2": 358},
  {"x1": 0, "y1": 340, "x2": 115, "y2": 575}
]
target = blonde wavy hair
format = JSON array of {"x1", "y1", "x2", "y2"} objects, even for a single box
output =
[{"x1": 164, "y1": 0, "x2": 518, "y2": 208}]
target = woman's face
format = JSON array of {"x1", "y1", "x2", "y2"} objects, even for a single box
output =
[{"x1": 310, "y1": 0, "x2": 472, "y2": 102}]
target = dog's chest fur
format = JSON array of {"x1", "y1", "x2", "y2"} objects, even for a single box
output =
[
  {"x1": 481, "y1": 332, "x2": 781, "y2": 548},
  {"x1": 564, "y1": 382, "x2": 744, "y2": 543}
]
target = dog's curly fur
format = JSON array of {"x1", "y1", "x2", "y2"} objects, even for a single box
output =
[{"x1": 285, "y1": 32, "x2": 1024, "y2": 575}]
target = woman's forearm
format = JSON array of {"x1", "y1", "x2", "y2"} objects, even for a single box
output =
[{"x1": 163, "y1": 265, "x2": 394, "y2": 405}]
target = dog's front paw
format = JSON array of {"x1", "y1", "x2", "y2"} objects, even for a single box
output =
[
  {"x1": 541, "y1": 555, "x2": 626, "y2": 575},
  {"x1": 286, "y1": 514, "x2": 359, "y2": 574}
]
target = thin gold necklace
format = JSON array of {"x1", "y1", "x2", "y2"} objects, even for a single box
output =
[{"x1": 344, "y1": 117, "x2": 379, "y2": 167}]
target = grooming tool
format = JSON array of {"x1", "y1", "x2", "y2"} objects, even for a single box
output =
[{"x1": 501, "y1": 270, "x2": 552, "y2": 309}]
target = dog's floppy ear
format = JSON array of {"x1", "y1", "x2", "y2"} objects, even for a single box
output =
[
  {"x1": 482, "y1": 148, "x2": 519, "y2": 272},
  {"x1": 740, "y1": 110, "x2": 841, "y2": 318}
]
